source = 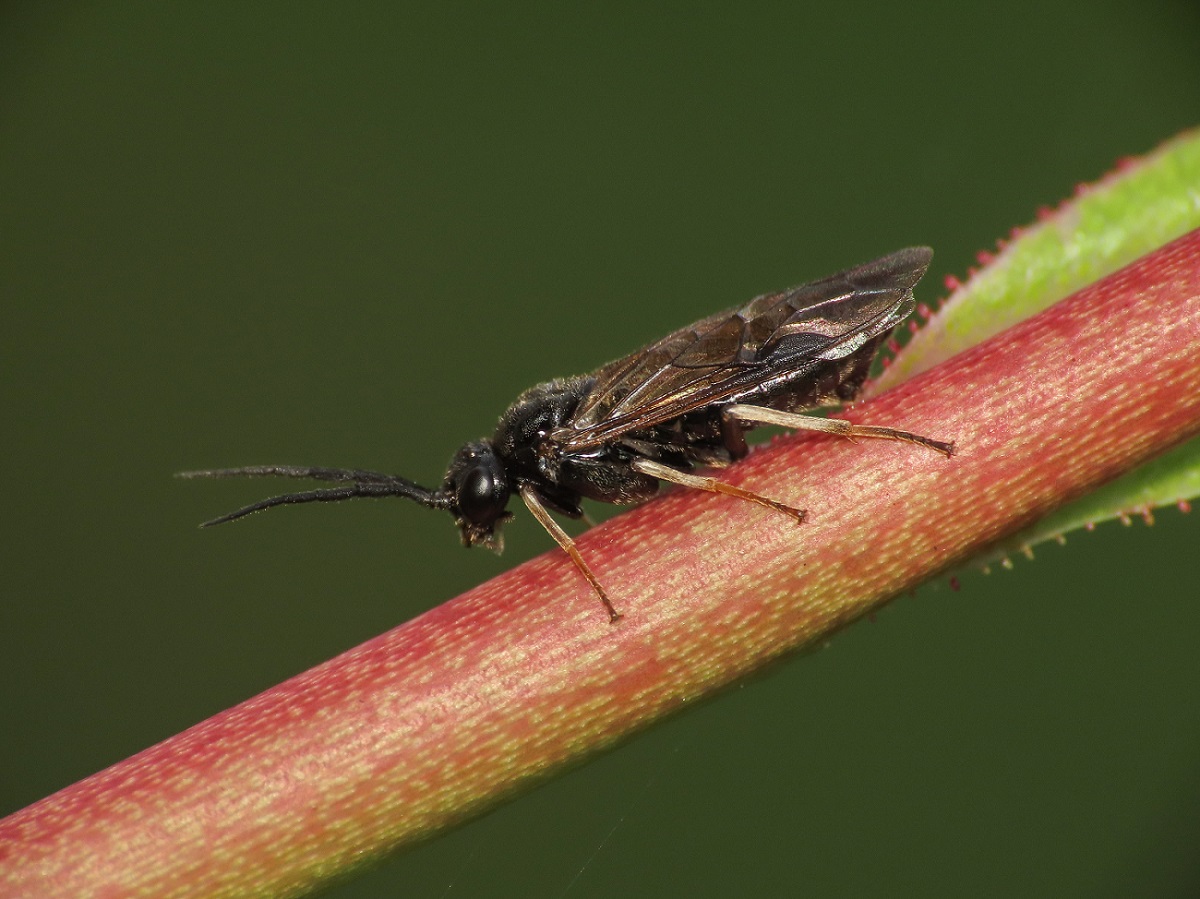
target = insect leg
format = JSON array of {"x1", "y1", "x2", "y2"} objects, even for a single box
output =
[
  {"x1": 519, "y1": 484, "x2": 622, "y2": 623},
  {"x1": 630, "y1": 458, "x2": 806, "y2": 524},
  {"x1": 719, "y1": 412, "x2": 750, "y2": 460},
  {"x1": 723, "y1": 404, "x2": 955, "y2": 457}
]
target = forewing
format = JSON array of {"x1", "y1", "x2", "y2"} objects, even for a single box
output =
[{"x1": 560, "y1": 247, "x2": 931, "y2": 450}]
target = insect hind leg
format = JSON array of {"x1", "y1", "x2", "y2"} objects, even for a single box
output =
[
  {"x1": 723, "y1": 404, "x2": 955, "y2": 457},
  {"x1": 630, "y1": 458, "x2": 806, "y2": 524}
]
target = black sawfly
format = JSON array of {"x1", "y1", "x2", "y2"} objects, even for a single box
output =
[{"x1": 181, "y1": 247, "x2": 954, "y2": 622}]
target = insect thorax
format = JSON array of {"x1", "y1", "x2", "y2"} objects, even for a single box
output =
[{"x1": 490, "y1": 375, "x2": 595, "y2": 478}]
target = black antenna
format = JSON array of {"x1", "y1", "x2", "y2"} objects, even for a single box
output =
[{"x1": 176, "y1": 465, "x2": 451, "y2": 527}]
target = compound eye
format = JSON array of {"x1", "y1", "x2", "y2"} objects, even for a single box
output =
[{"x1": 458, "y1": 466, "x2": 505, "y2": 524}]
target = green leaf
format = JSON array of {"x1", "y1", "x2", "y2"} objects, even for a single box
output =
[{"x1": 978, "y1": 437, "x2": 1200, "y2": 569}]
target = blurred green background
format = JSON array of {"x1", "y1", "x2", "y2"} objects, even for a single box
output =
[{"x1": 3, "y1": 3, "x2": 1199, "y2": 896}]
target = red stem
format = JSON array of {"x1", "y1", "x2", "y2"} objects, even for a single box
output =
[{"x1": 3, "y1": 230, "x2": 1200, "y2": 898}]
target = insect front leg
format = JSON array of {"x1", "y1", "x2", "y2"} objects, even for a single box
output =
[
  {"x1": 722, "y1": 404, "x2": 955, "y2": 457},
  {"x1": 519, "y1": 484, "x2": 622, "y2": 623}
]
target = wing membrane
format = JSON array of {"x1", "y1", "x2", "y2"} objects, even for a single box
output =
[{"x1": 560, "y1": 247, "x2": 931, "y2": 450}]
